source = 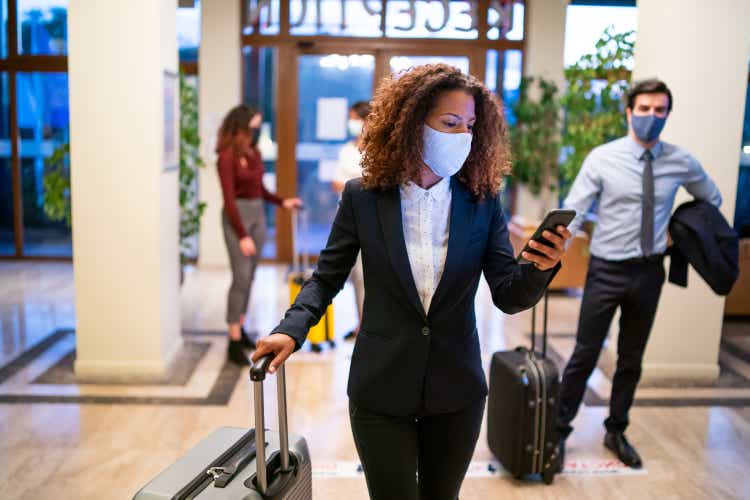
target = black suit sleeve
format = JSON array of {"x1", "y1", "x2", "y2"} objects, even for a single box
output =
[
  {"x1": 270, "y1": 180, "x2": 361, "y2": 349},
  {"x1": 482, "y1": 195, "x2": 559, "y2": 314}
]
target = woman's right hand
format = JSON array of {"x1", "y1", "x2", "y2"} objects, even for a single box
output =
[
  {"x1": 251, "y1": 334, "x2": 296, "y2": 374},
  {"x1": 239, "y1": 236, "x2": 257, "y2": 257}
]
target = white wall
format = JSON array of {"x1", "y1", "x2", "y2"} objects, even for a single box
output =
[
  {"x1": 516, "y1": 0, "x2": 568, "y2": 220},
  {"x1": 633, "y1": 0, "x2": 750, "y2": 382},
  {"x1": 69, "y1": 0, "x2": 181, "y2": 378},
  {"x1": 198, "y1": 0, "x2": 242, "y2": 268}
]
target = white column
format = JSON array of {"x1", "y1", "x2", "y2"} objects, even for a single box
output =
[
  {"x1": 516, "y1": 0, "x2": 568, "y2": 220},
  {"x1": 633, "y1": 0, "x2": 750, "y2": 382},
  {"x1": 197, "y1": 0, "x2": 242, "y2": 268},
  {"x1": 68, "y1": 0, "x2": 182, "y2": 378}
]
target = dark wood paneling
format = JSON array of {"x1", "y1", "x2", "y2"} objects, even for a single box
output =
[
  {"x1": 0, "y1": 56, "x2": 68, "y2": 72},
  {"x1": 241, "y1": 34, "x2": 524, "y2": 52}
]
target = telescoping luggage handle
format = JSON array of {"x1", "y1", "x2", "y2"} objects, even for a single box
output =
[
  {"x1": 530, "y1": 290, "x2": 550, "y2": 359},
  {"x1": 291, "y1": 208, "x2": 309, "y2": 274},
  {"x1": 250, "y1": 354, "x2": 291, "y2": 496}
]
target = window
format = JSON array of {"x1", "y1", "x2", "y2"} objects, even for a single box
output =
[
  {"x1": 487, "y1": 1, "x2": 524, "y2": 41},
  {"x1": 17, "y1": 0, "x2": 68, "y2": 55},
  {"x1": 0, "y1": 72, "x2": 12, "y2": 255},
  {"x1": 17, "y1": 72, "x2": 70, "y2": 256},
  {"x1": 243, "y1": 46, "x2": 279, "y2": 258},
  {"x1": 385, "y1": 0, "x2": 478, "y2": 39},
  {"x1": 564, "y1": 4, "x2": 637, "y2": 67},
  {"x1": 177, "y1": 0, "x2": 200, "y2": 65},
  {"x1": 485, "y1": 49, "x2": 522, "y2": 125},
  {"x1": 2, "y1": 1, "x2": 70, "y2": 258}
]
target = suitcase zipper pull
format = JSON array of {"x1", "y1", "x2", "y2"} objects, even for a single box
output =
[{"x1": 206, "y1": 467, "x2": 226, "y2": 481}]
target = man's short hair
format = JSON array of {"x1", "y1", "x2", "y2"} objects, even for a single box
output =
[{"x1": 626, "y1": 79, "x2": 673, "y2": 112}]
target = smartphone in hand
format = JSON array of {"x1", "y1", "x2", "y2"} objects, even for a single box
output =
[{"x1": 517, "y1": 209, "x2": 577, "y2": 264}]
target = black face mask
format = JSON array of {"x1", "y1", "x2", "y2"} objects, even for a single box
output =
[{"x1": 250, "y1": 127, "x2": 261, "y2": 146}]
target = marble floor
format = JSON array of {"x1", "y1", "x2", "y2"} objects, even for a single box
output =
[{"x1": 0, "y1": 261, "x2": 749, "y2": 499}]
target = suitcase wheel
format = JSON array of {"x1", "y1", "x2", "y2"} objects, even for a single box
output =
[
  {"x1": 310, "y1": 343, "x2": 323, "y2": 353},
  {"x1": 328, "y1": 340, "x2": 336, "y2": 348}
]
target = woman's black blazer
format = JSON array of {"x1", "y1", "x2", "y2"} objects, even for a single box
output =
[{"x1": 272, "y1": 178, "x2": 558, "y2": 416}]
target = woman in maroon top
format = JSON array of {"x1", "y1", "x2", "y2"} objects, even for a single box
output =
[{"x1": 216, "y1": 105, "x2": 301, "y2": 365}]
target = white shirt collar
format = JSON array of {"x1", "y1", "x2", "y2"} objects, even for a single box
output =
[{"x1": 400, "y1": 176, "x2": 451, "y2": 203}]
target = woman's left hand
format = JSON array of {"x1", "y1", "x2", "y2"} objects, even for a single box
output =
[
  {"x1": 282, "y1": 198, "x2": 303, "y2": 211},
  {"x1": 521, "y1": 225, "x2": 573, "y2": 271}
]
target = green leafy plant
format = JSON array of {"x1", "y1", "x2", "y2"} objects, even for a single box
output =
[
  {"x1": 41, "y1": 74, "x2": 207, "y2": 266},
  {"x1": 560, "y1": 26, "x2": 635, "y2": 196},
  {"x1": 42, "y1": 143, "x2": 71, "y2": 227},
  {"x1": 509, "y1": 76, "x2": 561, "y2": 196},
  {"x1": 179, "y1": 73, "x2": 206, "y2": 265}
]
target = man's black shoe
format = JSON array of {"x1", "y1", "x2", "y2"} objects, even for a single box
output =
[{"x1": 604, "y1": 432, "x2": 642, "y2": 469}]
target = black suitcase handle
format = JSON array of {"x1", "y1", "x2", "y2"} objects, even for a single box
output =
[{"x1": 530, "y1": 290, "x2": 549, "y2": 359}]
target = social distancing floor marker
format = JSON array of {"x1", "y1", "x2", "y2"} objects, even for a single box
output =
[{"x1": 312, "y1": 460, "x2": 647, "y2": 478}]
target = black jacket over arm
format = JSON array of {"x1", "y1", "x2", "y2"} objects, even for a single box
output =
[{"x1": 271, "y1": 178, "x2": 559, "y2": 416}]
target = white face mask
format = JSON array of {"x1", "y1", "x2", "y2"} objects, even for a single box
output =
[
  {"x1": 347, "y1": 119, "x2": 364, "y2": 137},
  {"x1": 421, "y1": 124, "x2": 472, "y2": 178}
]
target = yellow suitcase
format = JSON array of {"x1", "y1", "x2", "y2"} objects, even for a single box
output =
[
  {"x1": 288, "y1": 271, "x2": 335, "y2": 352},
  {"x1": 290, "y1": 210, "x2": 335, "y2": 352}
]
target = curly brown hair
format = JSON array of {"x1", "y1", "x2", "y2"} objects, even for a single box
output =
[{"x1": 360, "y1": 64, "x2": 510, "y2": 198}]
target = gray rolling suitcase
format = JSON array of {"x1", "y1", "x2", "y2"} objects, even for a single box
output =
[{"x1": 133, "y1": 355, "x2": 312, "y2": 499}]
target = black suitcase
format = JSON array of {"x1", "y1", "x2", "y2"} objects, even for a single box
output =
[{"x1": 487, "y1": 291, "x2": 560, "y2": 484}]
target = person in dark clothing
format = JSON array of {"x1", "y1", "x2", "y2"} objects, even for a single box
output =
[
  {"x1": 252, "y1": 65, "x2": 571, "y2": 500},
  {"x1": 216, "y1": 105, "x2": 302, "y2": 365},
  {"x1": 557, "y1": 79, "x2": 722, "y2": 469}
]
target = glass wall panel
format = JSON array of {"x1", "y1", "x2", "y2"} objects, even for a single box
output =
[
  {"x1": 385, "y1": 0, "x2": 477, "y2": 39},
  {"x1": 243, "y1": 0, "x2": 281, "y2": 36},
  {"x1": 0, "y1": 72, "x2": 12, "y2": 255},
  {"x1": 563, "y1": 4, "x2": 637, "y2": 67},
  {"x1": 243, "y1": 46, "x2": 279, "y2": 259},
  {"x1": 17, "y1": 72, "x2": 70, "y2": 256},
  {"x1": 1, "y1": 0, "x2": 8, "y2": 58},
  {"x1": 735, "y1": 74, "x2": 750, "y2": 234},
  {"x1": 18, "y1": 0, "x2": 68, "y2": 55},
  {"x1": 296, "y1": 53, "x2": 374, "y2": 255},
  {"x1": 290, "y1": 0, "x2": 383, "y2": 37},
  {"x1": 177, "y1": 0, "x2": 200, "y2": 63},
  {"x1": 487, "y1": 0, "x2": 523, "y2": 41}
]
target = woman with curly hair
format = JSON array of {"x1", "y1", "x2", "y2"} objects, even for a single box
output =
[{"x1": 253, "y1": 64, "x2": 570, "y2": 499}]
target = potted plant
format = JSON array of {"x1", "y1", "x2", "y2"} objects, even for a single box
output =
[
  {"x1": 560, "y1": 26, "x2": 635, "y2": 197},
  {"x1": 508, "y1": 76, "x2": 561, "y2": 220},
  {"x1": 41, "y1": 142, "x2": 71, "y2": 228},
  {"x1": 178, "y1": 72, "x2": 206, "y2": 282}
]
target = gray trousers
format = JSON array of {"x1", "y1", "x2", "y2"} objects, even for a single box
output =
[{"x1": 222, "y1": 199, "x2": 267, "y2": 324}]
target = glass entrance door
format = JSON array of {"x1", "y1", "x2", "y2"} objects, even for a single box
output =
[
  {"x1": 291, "y1": 50, "x2": 480, "y2": 258},
  {"x1": 295, "y1": 53, "x2": 375, "y2": 256}
]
